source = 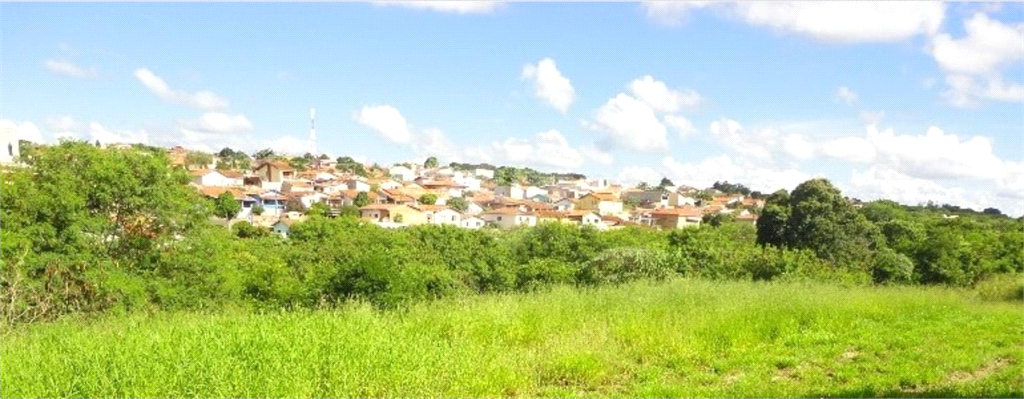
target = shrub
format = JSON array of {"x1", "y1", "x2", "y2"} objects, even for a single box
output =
[{"x1": 578, "y1": 247, "x2": 672, "y2": 286}]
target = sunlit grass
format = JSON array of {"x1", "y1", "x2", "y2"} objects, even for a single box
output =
[{"x1": 2, "y1": 279, "x2": 1021, "y2": 398}]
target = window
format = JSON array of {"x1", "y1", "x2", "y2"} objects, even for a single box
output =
[{"x1": 497, "y1": 216, "x2": 503, "y2": 221}]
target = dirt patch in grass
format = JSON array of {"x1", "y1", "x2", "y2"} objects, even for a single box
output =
[{"x1": 946, "y1": 358, "x2": 1011, "y2": 384}]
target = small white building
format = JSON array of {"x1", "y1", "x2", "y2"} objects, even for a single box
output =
[
  {"x1": 389, "y1": 165, "x2": 416, "y2": 182},
  {"x1": 191, "y1": 170, "x2": 243, "y2": 187},
  {"x1": 524, "y1": 186, "x2": 547, "y2": 199},
  {"x1": 480, "y1": 208, "x2": 537, "y2": 229},
  {"x1": 495, "y1": 184, "x2": 525, "y2": 200},
  {"x1": 460, "y1": 216, "x2": 486, "y2": 229},
  {"x1": 346, "y1": 178, "x2": 371, "y2": 192}
]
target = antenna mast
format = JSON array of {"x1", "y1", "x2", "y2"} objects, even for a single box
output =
[{"x1": 308, "y1": 108, "x2": 317, "y2": 156}]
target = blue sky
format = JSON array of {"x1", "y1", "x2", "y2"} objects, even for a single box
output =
[{"x1": 2, "y1": 1, "x2": 1022, "y2": 214}]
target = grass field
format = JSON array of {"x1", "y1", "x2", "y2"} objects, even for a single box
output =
[{"x1": 2, "y1": 279, "x2": 1021, "y2": 398}]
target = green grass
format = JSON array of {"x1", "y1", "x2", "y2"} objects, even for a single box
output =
[{"x1": 2, "y1": 279, "x2": 1021, "y2": 398}]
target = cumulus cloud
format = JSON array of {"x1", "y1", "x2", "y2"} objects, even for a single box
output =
[
  {"x1": 642, "y1": 1, "x2": 715, "y2": 26},
  {"x1": 628, "y1": 75, "x2": 701, "y2": 113},
  {"x1": 929, "y1": 13, "x2": 1024, "y2": 107},
  {"x1": 353, "y1": 105, "x2": 413, "y2": 144},
  {"x1": 588, "y1": 93, "x2": 668, "y2": 152},
  {"x1": 89, "y1": 122, "x2": 148, "y2": 145},
  {"x1": 178, "y1": 112, "x2": 253, "y2": 134},
  {"x1": 133, "y1": 68, "x2": 229, "y2": 111},
  {"x1": 579, "y1": 144, "x2": 615, "y2": 165},
  {"x1": 845, "y1": 166, "x2": 1024, "y2": 216},
  {"x1": 782, "y1": 133, "x2": 814, "y2": 160},
  {"x1": 468, "y1": 129, "x2": 585, "y2": 172},
  {"x1": 821, "y1": 136, "x2": 877, "y2": 163},
  {"x1": 44, "y1": 60, "x2": 97, "y2": 78},
  {"x1": 835, "y1": 86, "x2": 858, "y2": 105},
  {"x1": 372, "y1": 0, "x2": 501, "y2": 14},
  {"x1": 858, "y1": 110, "x2": 885, "y2": 126},
  {"x1": 522, "y1": 58, "x2": 575, "y2": 114},
  {"x1": 0, "y1": 120, "x2": 45, "y2": 143},
  {"x1": 616, "y1": 165, "x2": 662, "y2": 186},
  {"x1": 645, "y1": 1, "x2": 945, "y2": 43},
  {"x1": 661, "y1": 155, "x2": 812, "y2": 193},
  {"x1": 708, "y1": 118, "x2": 776, "y2": 161},
  {"x1": 262, "y1": 135, "x2": 309, "y2": 156},
  {"x1": 664, "y1": 115, "x2": 697, "y2": 138}
]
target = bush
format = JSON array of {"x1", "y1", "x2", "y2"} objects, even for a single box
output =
[{"x1": 578, "y1": 247, "x2": 672, "y2": 286}]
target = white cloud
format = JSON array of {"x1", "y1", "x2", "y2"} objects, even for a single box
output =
[
  {"x1": 353, "y1": 105, "x2": 413, "y2": 144},
  {"x1": 709, "y1": 118, "x2": 774, "y2": 161},
  {"x1": 929, "y1": 13, "x2": 1024, "y2": 107},
  {"x1": 616, "y1": 166, "x2": 662, "y2": 186},
  {"x1": 921, "y1": 77, "x2": 937, "y2": 89},
  {"x1": 642, "y1": 1, "x2": 715, "y2": 26},
  {"x1": 89, "y1": 122, "x2": 148, "y2": 145},
  {"x1": 133, "y1": 68, "x2": 229, "y2": 111},
  {"x1": 44, "y1": 60, "x2": 97, "y2": 78},
  {"x1": 858, "y1": 110, "x2": 885, "y2": 126},
  {"x1": 580, "y1": 144, "x2": 615, "y2": 165},
  {"x1": 43, "y1": 116, "x2": 77, "y2": 132},
  {"x1": 471, "y1": 129, "x2": 585, "y2": 172},
  {"x1": 664, "y1": 115, "x2": 697, "y2": 138},
  {"x1": 782, "y1": 133, "x2": 814, "y2": 160},
  {"x1": 262, "y1": 135, "x2": 308, "y2": 156},
  {"x1": 823, "y1": 125, "x2": 1020, "y2": 186},
  {"x1": 522, "y1": 58, "x2": 575, "y2": 114},
  {"x1": 628, "y1": 75, "x2": 701, "y2": 113},
  {"x1": 821, "y1": 136, "x2": 877, "y2": 163},
  {"x1": 588, "y1": 93, "x2": 668, "y2": 152},
  {"x1": 646, "y1": 1, "x2": 945, "y2": 43},
  {"x1": 661, "y1": 155, "x2": 812, "y2": 193},
  {"x1": 178, "y1": 112, "x2": 253, "y2": 134},
  {"x1": 845, "y1": 166, "x2": 1024, "y2": 216},
  {"x1": 835, "y1": 86, "x2": 858, "y2": 105},
  {"x1": 0, "y1": 120, "x2": 45, "y2": 143},
  {"x1": 930, "y1": 13, "x2": 1024, "y2": 76},
  {"x1": 372, "y1": 0, "x2": 501, "y2": 14}
]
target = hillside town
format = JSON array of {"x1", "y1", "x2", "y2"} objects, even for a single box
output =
[{"x1": 162, "y1": 145, "x2": 766, "y2": 238}]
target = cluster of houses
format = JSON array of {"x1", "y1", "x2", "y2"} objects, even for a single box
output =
[{"x1": 173, "y1": 146, "x2": 764, "y2": 238}]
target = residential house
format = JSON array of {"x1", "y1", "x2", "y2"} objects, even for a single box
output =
[
  {"x1": 480, "y1": 207, "x2": 537, "y2": 229},
  {"x1": 345, "y1": 178, "x2": 371, "y2": 192},
  {"x1": 328, "y1": 190, "x2": 380, "y2": 208},
  {"x1": 389, "y1": 165, "x2": 416, "y2": 181},
  {"x1": 494, "y1": 184, "x2": 525, "y2": 200},
  {"x1": 416, "y1": 179, "x2": 467, "y2": 198},
  {"x1": 418, "y1": 205, "x2": 462, "y2": 226},
  {"x1": 621, "y1": 188, "x2": 673, "y2": 208},
  {"x1": 166, "y1": 146, "x2": 188, "y2": 167},
  {"x1": 567, "y1": 210, "x2": 606, "y2": 229},
  {"x1": 359, "y1": 204, "x2": 427, "y2": 225},
  {"x1": 734, "y1": 212, "x2": 758, "y2": 225},
  {"x1": 191, "y1": 169, "x2": 243, "y2": 187},
  {"x1": 523, "y1": 186, "x2": 547, "y2": 199},
  {"x1": 460, "y1": 216, "x2": 486, "y2": 229},
  {"x1": 283, "y1": 180, "x2": 315, "y2": 194},
  {"x1": 536, "y1": 210, "x2": 574, "y2": 225},
  {"x1": 253, "y1": 161, "x2": 296, "y2": 182},
  {"x1": 553, "y1": 198, "x2": 575, "y2": 212},
  {"x1": 650, "y1": 207, "x2": 703, "y2": 229},
  {"x1": 299, "y1": 192, "x2": 329, "y2": 209},
  {"x1": 452, "y1": 174, "x2": 482, "y2": 191},
  {"x1": 259, "y1": 190, "x2": 290, "y2": 216},
  {"x1": 464, "y1": 202, "x2": 485, "y2": 216},
  {"x1": 198, "y1": 186, "x2": 257, "y2": 219},
  {"x1": 376, "y1": 179, "x2": 403, "y2": 190},
  {"x1": 529, "y1": 193, "x2": 552, "y2": 203},
  {"x1": 576, "y1": 192, "x2": 624, "y2": 215},
  {"x1": 272, "y1": 218, "x2": 299, "y2": 238},
  {"x1": 378, "y1": 189, "x2": 418, "y2": 206}
]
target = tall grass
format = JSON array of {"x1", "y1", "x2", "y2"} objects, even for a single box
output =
[{"x1": 2, "y1": 279, "x2": 1021, "y2": 398}]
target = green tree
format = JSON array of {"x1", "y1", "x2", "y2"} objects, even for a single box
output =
[
  {"x1": 232, "y1": 221, "x2": 268, "y2": 239},
  {"x1": 215, "y1": 160, "x2": 231, "y2": 170},
  {"x1": 217, "y1": 147, "x2": 236, "y2": 158},
  {"x1": 393, "y1": 213, "x2": 404, "y2": 223},
  {"x1": 447, "y1": 196, "x2": 469, "y2": 212},
  {"x1": 251, "y1": 204, "x2": 265, "y2": 216},
  {"x1": 424, "y1": 156, "x2": 439, "y2": 169},
  {"x1": 337, "y1": 205, "x2": 360, "y2": 218},
  {"x1": 353, "y1": 192, "x2": 371, "y2": 208},
  {"x1": 419, "y1": 193, "x2": 438, "y2": 205},
  {"x1": 254, "y1": 148, "x2": 275, "y2": 160},
  {"x1": 185, "y1": 151, "x2": 214, "y2": 169},
  {"x1": 307, "y1": 202, "x2": 331, "y2": 217},
  {"x1": 658, "y1": 177, "x2": 674, "y2": 188},
  {"x1": 213, "y1": 192, "x2": 242, "y2": 222}
]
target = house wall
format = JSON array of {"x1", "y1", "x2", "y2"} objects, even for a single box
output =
[
  {"x1": 460, "y1": 218, "x2": 485, "y2": 229},
  {"x1": 495, "y1": 186, "x2": 525, "y2": 200},
  {"x1": 597, "y1": 200, "x2": 624, "y2": 215}
]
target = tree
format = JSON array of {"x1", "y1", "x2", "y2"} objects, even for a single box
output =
[
  {"x1": 285, "y1": 197, "x2": 305, "y2": 213},
  {"x1": 254, "y1": 148, "x2": 275, "y2": 160},
  {"x1": 213, "y1": 192, "x2": 242, "y2": 222},
  {"x1": 447, "y1": 196, "x2": 469, "y2": 212},
  {"x1": 393, "y1": 213, "x2": 404, "y2": 223},
  {"x1": 217, "y1": 147, "x2": 236, "y2": 158},
  {"x1": 637, "y1": 182, "x2": 651, "y2": 190},
  {"x1": 215, "y1": 161, "x2": 231, "y2": 170},
  {"x1": 337, "y1": 205, "x2": 360, "y2": 218},
  {"x1": 983, "y1": 207, "x2": 1003, "y2": 216},
  {"x1": 232, "y1": 221, "x2": 268, "y2": 239},
  {"x1": 419, "y1": 193, "x2": 438, "y2": 205},
  {"x1": 318, "y1": 154, "x2": 329, "y2": 160},
  {"x1": 289, "y1": 157, "x2": 309, "y2": 171},
  {"x1": 252, "y1": 204, "x2": 265, "y2": 216},
  {"x1": 658, "y1": 177, "x2": 674, "y2": 188},
  {"x1": 185, "y1": 151, "x2": 213, "y2": 169},
  {"x1": 307, "y1": 202, "x2": 331, "y2": 217},
  {"x1": 353, "y1": 192, "x2": 371, "y2": 208},
  {"x1": 94, "y1": 140, "x2": 101, "y2": 147},
  {"x1": 757, "y1": 178, "x2": 882, "y2": 266},
  {"x1": 424, "y1": 156, "x2": 439, "y2": 169}
]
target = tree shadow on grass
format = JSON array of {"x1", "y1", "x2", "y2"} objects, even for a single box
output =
[{"x1": 806, "y1": 386, "x2": 1024, "y2": 398}]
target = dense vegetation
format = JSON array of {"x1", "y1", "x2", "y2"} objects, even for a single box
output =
[
  {"x1": 2, "y1": 280, "x2": 1021, "y2": 397},
  {"x1": 448, "y1": 161, "x2": 586, "y2": 186},
  {"x1": 1, "y1": 142, "x2": 1021, "y2": 325}
]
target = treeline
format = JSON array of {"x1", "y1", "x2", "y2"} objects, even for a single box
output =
[
  {"x1": 448, "y1": 162, "x2": 586, "y2": 185},
  {"x1": 1, "y1": 142, "x2": 1020, "y2": 324}
]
